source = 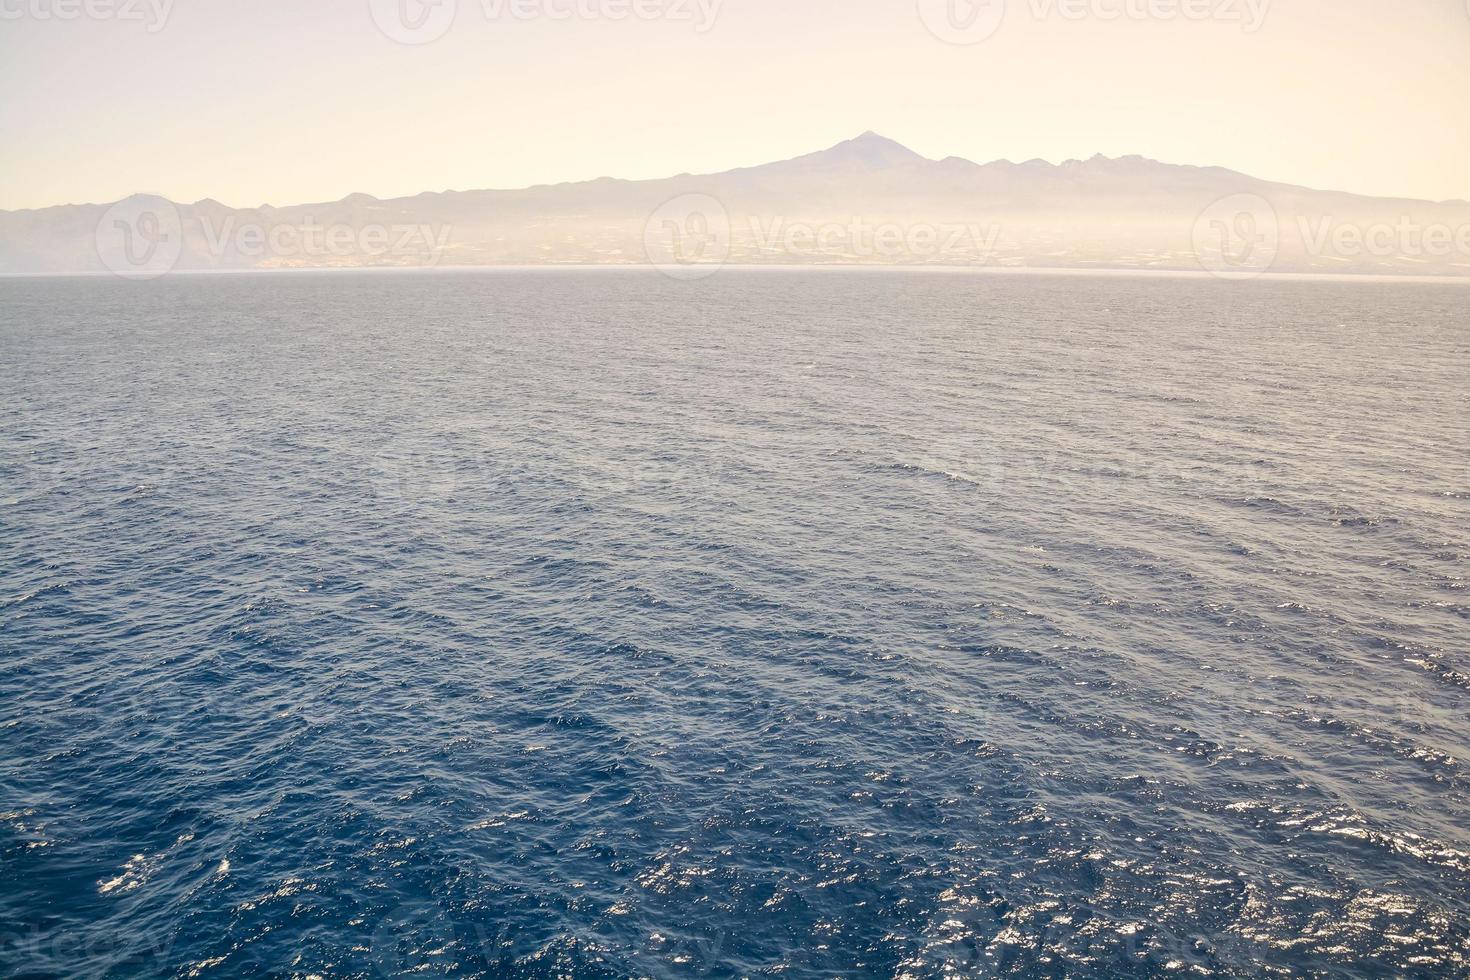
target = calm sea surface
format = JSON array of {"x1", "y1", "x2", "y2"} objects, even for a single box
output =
[{"x1": 1, "y1": 270, "x2": 1467, "y2": 978}]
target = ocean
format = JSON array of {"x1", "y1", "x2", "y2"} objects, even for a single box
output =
[{"x1": 1, "y1": 269, "x2": 1466, "y2": 978}]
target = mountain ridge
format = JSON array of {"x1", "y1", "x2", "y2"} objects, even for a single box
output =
[
  {"x1": 6, "y1": 133, "x2": 1465, "y2": 215},
  {"x1": 4, "y1": 133, "x2": 1470, "y2": 277}
]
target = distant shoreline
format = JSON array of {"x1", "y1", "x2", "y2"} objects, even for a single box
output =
[{"x1": 4, "y1": 264, "x2": 1470, "y2": 286}]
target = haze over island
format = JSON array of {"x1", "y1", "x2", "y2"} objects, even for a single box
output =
[{"x1": 4, "y1": 133, "x2": 1470, "y2": 277}]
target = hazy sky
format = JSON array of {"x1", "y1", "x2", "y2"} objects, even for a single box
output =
[{"x1": 2, "y1": 0, "x2": 1468, "y2": 211}]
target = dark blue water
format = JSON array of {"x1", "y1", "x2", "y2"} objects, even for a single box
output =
[{"x1": 2, "y1": 270, "x2": 1467, "y2": 978}]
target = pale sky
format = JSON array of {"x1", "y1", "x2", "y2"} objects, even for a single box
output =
[{"x1": 1, "y1": 0, "x2": 1468, "y2": 211}]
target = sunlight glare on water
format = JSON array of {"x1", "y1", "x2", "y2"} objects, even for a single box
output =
[{"x1": 1, "y1": 270, "x2": 1467, "y2": 978}]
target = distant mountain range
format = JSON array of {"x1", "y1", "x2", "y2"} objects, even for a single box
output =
[{"x1": 4, "y1": 132, "x2": 1470, "y2": 277}]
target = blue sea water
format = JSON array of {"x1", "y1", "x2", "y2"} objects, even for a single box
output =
[{"x1": 1, "y1": 269, "x2": 1467, "y2": 978}]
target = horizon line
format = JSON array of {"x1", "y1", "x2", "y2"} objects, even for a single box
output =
[{"x1": 7, "y1": 264, "x2": 1470, "y2": 287}]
